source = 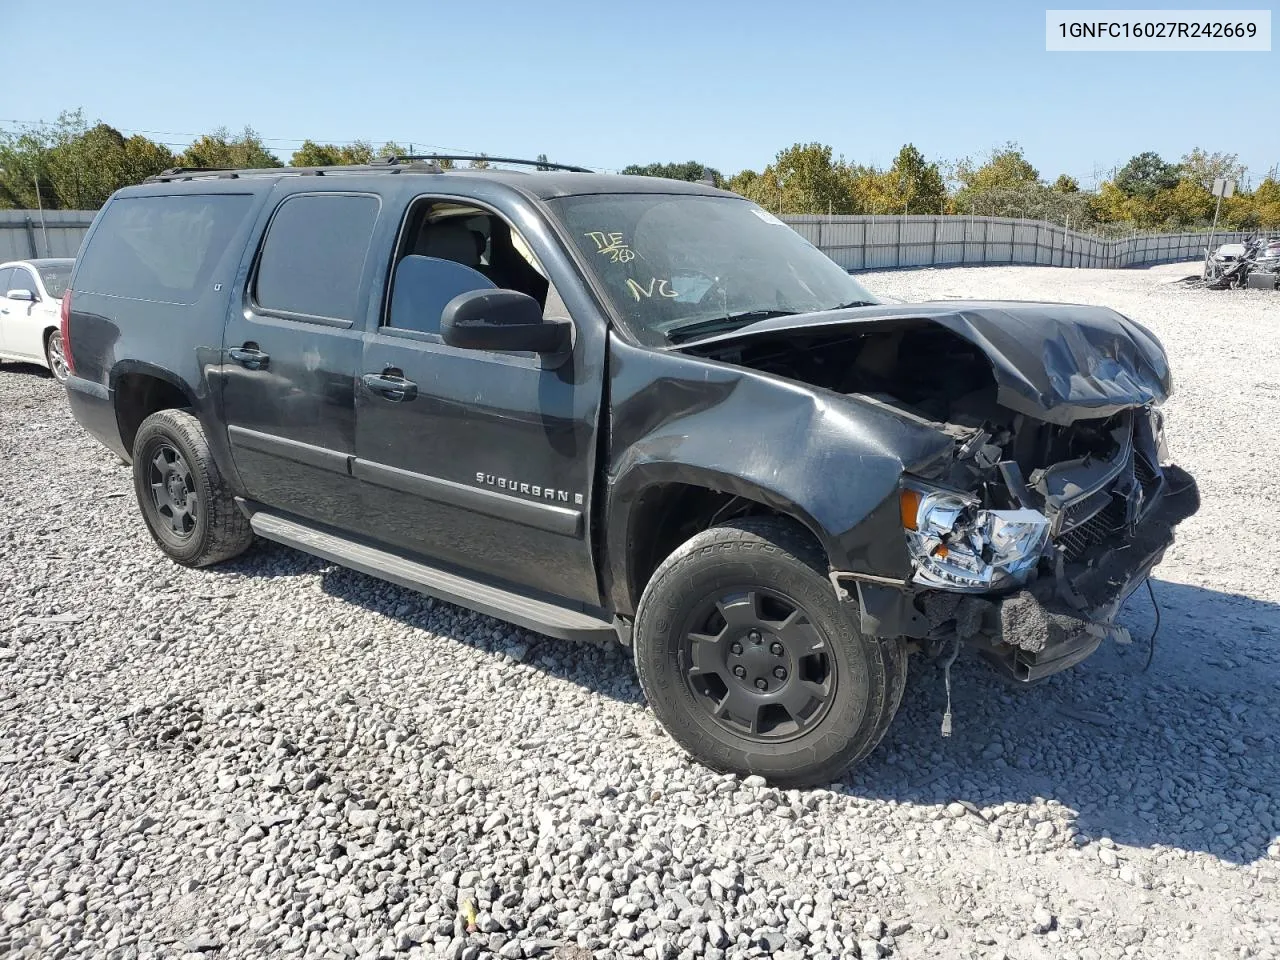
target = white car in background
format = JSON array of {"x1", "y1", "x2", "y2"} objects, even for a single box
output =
[{"x1": 0, "y1": 258, "x2": 73, "y2": 381}]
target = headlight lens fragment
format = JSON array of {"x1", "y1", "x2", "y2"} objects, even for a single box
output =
[{"x1": 901, "y1": 482, "x2": 1050, "y2": 591}]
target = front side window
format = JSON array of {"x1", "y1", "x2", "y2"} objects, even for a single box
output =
[
  {"x1": 383, "y1": 200, "x2": 559, "y2": 338},
  {"x1": 548, "y1": 193, "x2": 878, "y2": 346},
  {"x1": 74, "y1": 194, "x2": 254, "y2": 304},
  {"x1": 255, "y1": 193, "x2": 381, "y2": 323}
]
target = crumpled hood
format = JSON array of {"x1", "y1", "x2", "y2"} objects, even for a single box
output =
[{"x1": 677, "y1": 300, "x2": 1171, "y2": 425}]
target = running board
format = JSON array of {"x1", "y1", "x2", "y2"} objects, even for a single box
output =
[{"x1": 246, "y1": 507, "x2": 619, "y2": 644}]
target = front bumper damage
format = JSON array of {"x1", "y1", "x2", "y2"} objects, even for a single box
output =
[{"x1": 842, "y1": 464, "x2": 1200, "y2": 683}]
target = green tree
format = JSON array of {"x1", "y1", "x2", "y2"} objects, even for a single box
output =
[
  {"x1": 536, "y1": 153, "x2": 551, "y2": 171},
  {"x1": 0, "y1": 110, "x2": 173, "y2": 209},
  {"x1": 290, "y1": 140, "x2": 374, "y2": 166},
  {"x1": 1052, "y1": 174, "x2": 1080, "y2": 193},
  {"x1": 468, "y1": 154, "x2": 491, "y2": 169},
  {"x1": 1114, "y1": 151, "x2": 1179, "y2": 199},
  {"x1": 178, "y1": 126, "x2": 281, "y2": 169},
  {"x1": 724, "y1": 168, "x2": 760, "y2": 197},
  {"x1": 621, "y1": 160, "x2": 724, "y2": 186},
  {"x1": 1179, "y1": 148, "x2": 1245, "y2": 190},
  {"x1": 952, "y1": 142, "x2": 1042, "y2": 215},
  {"x1": 954, "y1": 142, "x2": 1040, "y2": 194},
  {"x1": 734, "y1": 143, "x2": 852, "y2": 215},
  {"x1": 881, "y1": 143, "x2": 946, "y2": 214}
]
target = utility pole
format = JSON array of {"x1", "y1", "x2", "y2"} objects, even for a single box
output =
[
  {"x1": 1204, "y1": 178, "x2": 1236, "y2": 276},
  {"x1": 32, "y1": 170, "x2": 48, "y2": 257}
]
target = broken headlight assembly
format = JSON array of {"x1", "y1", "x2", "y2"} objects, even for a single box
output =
[{"x1": 899, "y1": 480, "x2": 1050, "y2": 592}]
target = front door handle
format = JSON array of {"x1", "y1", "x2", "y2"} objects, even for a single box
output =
[
  {"x1": 229, "y1": 343, "x2": 270, "y2": 369},
  {"x1": 362, "y1": 371, "x2": 418, "y2": 402}
]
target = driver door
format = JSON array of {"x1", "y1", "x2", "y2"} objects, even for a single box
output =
[{"x1": 354, "y1": 197, "x2": 605, "y2": 605}]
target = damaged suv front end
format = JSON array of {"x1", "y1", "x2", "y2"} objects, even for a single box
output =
[
  {"x1": 555, "y1": 189, "x2": 1198, "y2": 690},
  {"x1": 900, "y1": 403, "x2": 1198, "y2": 681},
  {"x1": 685, "y1": 299, "x2": 1200, "y2": 684}
]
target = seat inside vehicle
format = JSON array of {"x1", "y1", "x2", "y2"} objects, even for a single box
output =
[{"x1": 405, "y1": 204, "x2": 549, "y2": 308}]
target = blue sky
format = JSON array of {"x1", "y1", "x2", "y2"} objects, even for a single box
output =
[{"x1": 8, "y1": 0, "x2": 1277, "y2": 185}]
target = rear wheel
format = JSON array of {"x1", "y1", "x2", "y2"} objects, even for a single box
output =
[
  {"x1": 634, "y1": 517, "x2": 905, "y2": 786},
  {"x1": 44, "y1": 330, "x2": 69, "y2": 382},
  {"x1": 132, "y1": 409, "x2": 253, "y2": 567}
]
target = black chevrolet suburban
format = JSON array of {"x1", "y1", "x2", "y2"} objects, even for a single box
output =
[{"x1": 61, "y1": 158, "x2": 1199, "y2": 785}]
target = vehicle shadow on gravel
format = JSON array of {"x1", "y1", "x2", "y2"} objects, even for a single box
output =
[
  {"x1": 310, "y1": 561, "x2": 649, "y2": 706},
  {"x1": 0, "y1": 361, "x2": 53, "y2": 380},
  {"x1": 845, "y1": 578, "x2": 1280, "y2": 865}
]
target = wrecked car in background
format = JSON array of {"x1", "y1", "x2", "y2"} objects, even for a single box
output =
[
  {"x1": 1202, "y1": 236, "x2": 1280, "y2": 290},
  {"x1": 60, "y1": 163, "x2": 1198, "y2": 786}
]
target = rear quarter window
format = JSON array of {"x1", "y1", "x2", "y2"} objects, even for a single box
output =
[{"x1": 74, "y1": 194, "x2": 254, "y2": 305}]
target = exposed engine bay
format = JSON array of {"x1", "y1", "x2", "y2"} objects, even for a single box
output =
[{"x1": 685, "y1": 310, "x2": 1201, "y2": 683}]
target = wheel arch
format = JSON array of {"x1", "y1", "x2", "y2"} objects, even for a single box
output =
[
  {"x1": 605, "y1": 464, "x2": 834, "y2": 617},
  {"x1": 109, "y1": 361, "x2": 200, "y2": 460}
]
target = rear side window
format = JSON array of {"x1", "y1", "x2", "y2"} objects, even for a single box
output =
[
  {"x1": 74, "y1": 194, "x2": 253, "y2": 304},
  {"x1": 254, "y1": 193, "x2": 380, "y2": 323}
]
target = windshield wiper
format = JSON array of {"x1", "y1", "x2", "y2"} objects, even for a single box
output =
[
  {"x1": 832, "y1": 299, "x2": 876, "y2": 309},
  {"x1": 665, "y1": 310, "x2": 798, "y2": 344}
]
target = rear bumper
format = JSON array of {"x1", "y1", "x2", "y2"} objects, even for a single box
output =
[{"x1": 64, "y1": 375, "x2": 128, "y2": 460}]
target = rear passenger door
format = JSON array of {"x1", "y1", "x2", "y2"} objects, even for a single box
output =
[{"x1": 220, "y1": 189, "x2": 382, "y2": 530}]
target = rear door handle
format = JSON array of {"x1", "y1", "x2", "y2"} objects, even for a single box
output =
[
  {"x1": 229, "y1": 344, "x2": 269, "y2": 369},
  {"x1": 362, "y1": 371, "x2": 418, "y2": 402}
]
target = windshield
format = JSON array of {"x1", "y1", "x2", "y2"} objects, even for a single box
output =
[
  {"x1": 38, "y1": 263, "x2": 72, "y2": 299},
  {"x1": 548, "y1": 194, "x2": 878, "y2": 345}
]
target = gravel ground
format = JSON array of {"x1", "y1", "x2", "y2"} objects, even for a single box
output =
[{"x1": 1, "y1": 263, "x2": 1278, "y2": 960}]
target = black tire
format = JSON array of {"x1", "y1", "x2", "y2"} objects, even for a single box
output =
[
  {"x1": 634, "y1": 517, "x2": 906, "y2": 787},
  {"x1": 132, "y1": 408, "x2": 253, "y2": 567}
]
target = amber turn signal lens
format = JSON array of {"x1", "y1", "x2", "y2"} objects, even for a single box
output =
[{"x1": 900, "y1": 489, "x2": 921, "y2": 530}]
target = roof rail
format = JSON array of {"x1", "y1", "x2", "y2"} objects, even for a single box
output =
[
  {"x1": 143, "y1": 155, "x2": 592, "y2": 183},
  {"x1": 375, "y1": 154, "x2": 593, "y2": 173},
  {"x1": 144, "y1": 162, "x2": 446, "y2": 183}
]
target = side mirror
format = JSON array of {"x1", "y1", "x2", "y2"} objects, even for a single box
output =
[
  {"x1": 6, "y1": 288, "x2": 36, "y2": 302},
  {"x1": 441, "y1": 289, "x2": 572, "y2": 354}
]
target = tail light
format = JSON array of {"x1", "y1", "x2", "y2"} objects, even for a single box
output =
[{"x1": 60, "y1": 290, "x2": 75, "y2": 376}]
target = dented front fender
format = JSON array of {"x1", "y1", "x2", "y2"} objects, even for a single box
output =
[{"x1": 604, "y1": 338, "x2": 956, "y2": 611}]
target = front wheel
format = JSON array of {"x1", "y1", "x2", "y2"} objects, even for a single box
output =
[{"x1": 633, "y1": 517, "x2": 906, "y2": 787}]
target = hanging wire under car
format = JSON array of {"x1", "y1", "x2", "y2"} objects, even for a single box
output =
[
  {"x1": 939, "y1": 634, "x2": 961, "y2": 736},
  {"x1": 1142, "y1": 577, "x2": 1162, "y2": 672}
]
